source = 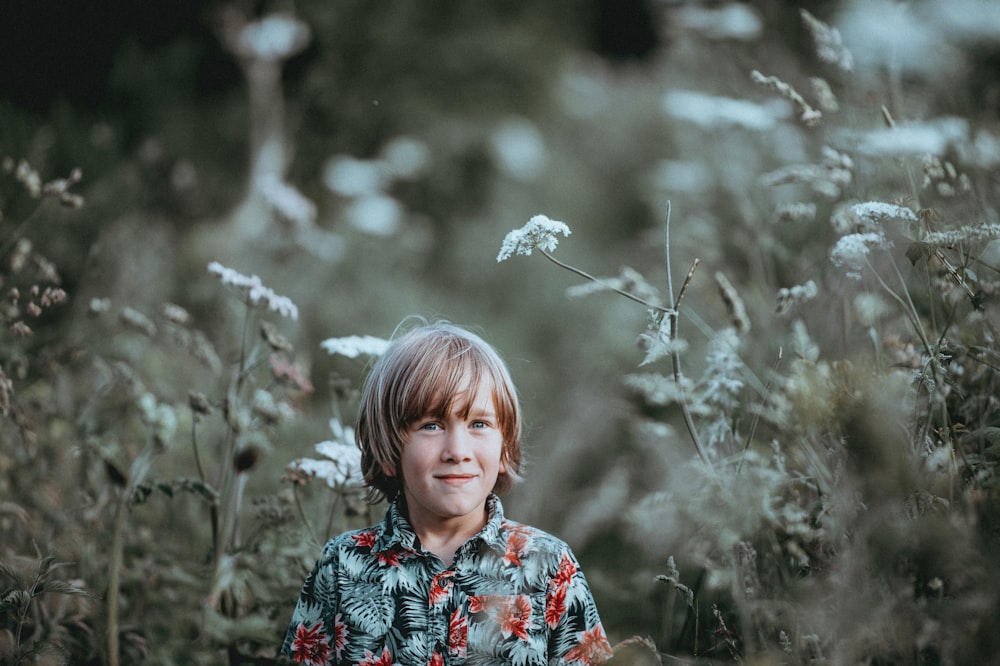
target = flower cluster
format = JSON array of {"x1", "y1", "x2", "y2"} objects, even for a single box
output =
[
  {"x1": 207, "y1": 261, "x2": 298, "y2": 320},
  {"x1": 286, "y1": 419, "x2": 363, "y2": 488},
  {"x1": 830, "y1": 232, "x2": 887, "y2": 280},
  {"x1": 496, "y1": 215, "x2": 572, "y2": 262},
  {"x1": 319, "y1": 335, "x2": 390, "y2": 358}
]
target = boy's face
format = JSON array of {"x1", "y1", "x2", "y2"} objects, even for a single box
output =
[{"x1": 393, "y1": 375, "x2": 505, "y2": 535}]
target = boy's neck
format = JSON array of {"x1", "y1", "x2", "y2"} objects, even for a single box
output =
[{"x1": 404, "y1": 506, "x2": 489, "y2": 566}]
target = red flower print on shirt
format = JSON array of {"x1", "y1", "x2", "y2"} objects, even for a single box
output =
[
  {"x1": 428, "y1": 571, "x2": 454, "y2": 606},
  {"x1": 291, "y1": 621, "x2": 332, "y2": 665},
  {"x1": 504, "y1": 531, "x2": 529, "y2": 567},
  {"x1": 469, "y1": 594, "x2": 503, "y2": 614},
  {"x1": 374, "y1": 548, "x2": 400, "y2": 567},
  {"x1": 499, "y1": 595, "x2": 532, "y2": 641},
  {"x1": 545, "y1": 583, "x2": 567, "y2": 629},
  {"x1": 352, "y1": 530, "x2": 377, "y2": 549},
  {"x1": 428, "y1": 652, "x2": 444, "y2": 666},
  {"x1": 553, "y1": 552, "x2": 577, "y2": 589},
  {"x1": 563, "y1": 625, "x2": 613, "y2": 665},
  {"x1": 448, "y1": 607, "x2": 468, "y2": 657},
  {"x1": 360, "y1": 646, "x2": 397, "y2": 666},
  {"x1": 331, "y1": 614, "x2": 347, "y2": 659}
]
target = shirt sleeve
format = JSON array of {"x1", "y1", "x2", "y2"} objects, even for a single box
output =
[
  {"x1": 280, "y1": 547, "x2": 342, "y2": 663},
  {"x1": 547, "y1": 548, "x2": 614, "y2": 665}
]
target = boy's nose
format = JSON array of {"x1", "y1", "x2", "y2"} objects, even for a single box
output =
[{"x1": 442, "y1": 430, "x2": 473, "y2": 462}]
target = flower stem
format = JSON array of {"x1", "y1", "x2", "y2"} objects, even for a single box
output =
[
  {"x1": 537, "y1": 249, "x2": 674, "y2": 315},
  {"x1": 663, "y1": 202, "x2": 711, "y2": 466}
]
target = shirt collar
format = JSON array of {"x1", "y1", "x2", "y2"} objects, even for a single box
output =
[{"x1": 375, "y1": 494, "x2": 508, "y2": 554}]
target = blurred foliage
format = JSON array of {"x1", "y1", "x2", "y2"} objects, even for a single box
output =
[{"x1": 2, "y1": 0, "x2": 1000, "y2": 663}]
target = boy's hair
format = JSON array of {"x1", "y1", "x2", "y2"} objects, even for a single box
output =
[{"x1": 356, "y1": 320, "x2": 523, "y2": 503}]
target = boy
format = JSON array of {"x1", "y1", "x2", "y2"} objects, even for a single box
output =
[{"x1": 281, "y1": 321, "x2": 613, "y2": 665}]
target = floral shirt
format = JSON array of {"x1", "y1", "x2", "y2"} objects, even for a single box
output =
[{"x1": 281, "y1": 495, "x2": 612, "y2": 665}]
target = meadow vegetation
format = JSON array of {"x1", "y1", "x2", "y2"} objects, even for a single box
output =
[{"x1": 2, "y1": 1, "x2": 999, "y2": 663}]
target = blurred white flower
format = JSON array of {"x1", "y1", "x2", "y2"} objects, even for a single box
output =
[
  {"x1": 345, "y1": 194, "x2": 403, "y2": 236},
  {"x1": 323, "y1": 155, "x2": 386, "y2": 197},
  {"x1": 674, "y1": 2, "x2": 763, "y2": 41},
  {"x1": 320, "y1": 335, "x2": 390, "y2": 358},
  {"x1": 258, "y1": 175, "x2": 317, "y2": 227},
  {"x1": 497, "y1": 214, "x2": 571, "y2": 262},
  {"x1": 838, "y1": 0, "x2": 958, "y2": 78},
  {"x1": 237, "y1": 13, "x2": 310, "y2": 60},
  {"x1": 853, "y1": 292, "x2": 891, "y2": 327},
  {"x1": 662, "y1": 90, "x2": 790, "y2": 131},
  {"x1": 207, "y1": 261, "x2": 299, "y2": 320},
  {"x1": 855, "y1": 117, "x2": 969, "y2": 157},
  {"x1": 380, "y1": 136, "x2": 431, "y2": 180},
  {"x1": 830, "y1": 232, "x2": 887, "y2": 279},
  {"x1": 490, "y1": 118, "x2": 548, "y2": 181}
]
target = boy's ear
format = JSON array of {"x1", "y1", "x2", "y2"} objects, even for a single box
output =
[{"x1": 381, "y1": 463, "x2": 396, "y2": 477}]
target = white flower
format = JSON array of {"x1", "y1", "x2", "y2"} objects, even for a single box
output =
[
  {"x1": 320, "y1": 335, "x2": 390, "y2": 358},
  {"x1": 662, "y1": 89, "x2": 789, "y2": 131},
  {"x1": 288, "y1": 419, "x2": 363, "y2": 488},
  {"x1": 497, "y1": 215, "x2": 572, "y2": 262},
  {"x1": 830, "y1": 232, "x2": 887, "y2": 279},
  {"x1": 258, "y1": 175, "x2": 316, "y2": 227},
  {"x1": 851, "y1": 201, "x2": 917, "y2": 225},
  {"x1": 237, "y1": 13, "x2": 310, "y2": 60},
  {"x1": 207, "y1": 261, "x2": 299, "y2": 320}
]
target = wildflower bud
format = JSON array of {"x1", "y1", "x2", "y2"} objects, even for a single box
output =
[
  {"x1": 11, "y1": 321, "x2": 32, "y2": 337},
  {"x1": 40, "y1": 288, "x2": 67, "y2": 307},
  {"x1": 27, "y1": 302, "x2": 41, "y2": 317},
  {"x1": 105, "y1": 460, "x2": 128, "y2": 488},
  {"x1": 188, "y1": 391, "x2": 213, "y2": 416},
  {"x1": 162, "y1": 302, "x2": 192, "y2": 325},
  {"x1": 119, "y1": 307, "x2": 158, "y2": 337},
  {"x1": 59, "y1": 193, "x2": 85, "y2": 208},
  {"x1": 260, "y1": 320, "x2": 293, "y2": 351},
  {"x1": 715, "y1": 271, "x2": 751, "y2": 333},
  {"x1": 233, "y1": 445, "x2": 261, "y2": 474},
  {"x1": 8, "y1": 288, "x2": 19, "y2": 303},
  {"x1": 88, "y1": 297, "x2": 112, "y2": 316}
]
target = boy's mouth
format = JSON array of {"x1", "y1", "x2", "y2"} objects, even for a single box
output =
[{"x1": 436, "y1": 473, "x2": 476, "y2": 485}]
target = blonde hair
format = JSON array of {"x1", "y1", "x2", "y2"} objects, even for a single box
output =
[{"x1": 356, "y1": 320, "x2": 523, "y2": 503}]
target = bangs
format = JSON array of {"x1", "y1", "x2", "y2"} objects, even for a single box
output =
[{"x1": 398, "y1": 339, "x2": 502, "y2": 425}]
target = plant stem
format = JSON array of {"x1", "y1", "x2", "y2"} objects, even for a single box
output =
[
  {"x1": 107, "y1": 494, "x2": 127, "y2": 666},
  {"x1": 537, "y1": 249, "x2": 674, "y2": 315},
  {"x1": 662, "y1": 203, "x2": 711, "y2": 467}
]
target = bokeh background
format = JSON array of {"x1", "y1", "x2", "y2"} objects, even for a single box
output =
[{"x1": 3, "y1": 0, "x2": 1000, "y2": 663}]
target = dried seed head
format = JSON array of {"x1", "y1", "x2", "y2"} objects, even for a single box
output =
[
  {"x1": 234, "y1": 445, "x2": 261, "y2": 474},
  {"x1": 188, "y1": 391, "x2": 213, "y2": 416}
]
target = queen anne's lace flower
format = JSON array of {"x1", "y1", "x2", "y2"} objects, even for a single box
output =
[
  {"x1": 287, "y1": 420, "x2": 363, "y2": 488},
  {"x1": 830, "y1": 232, "x2": 887, "y2": 279},
  {"x1": 496, "y1": 215, "x2": 572, "y2": 262},
  {"x1": 320, "y1": 335, "x2": 390, "y2": 358},
  {"x1": 208, "y1": 261, "x2": 299, "y2": 320}
]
